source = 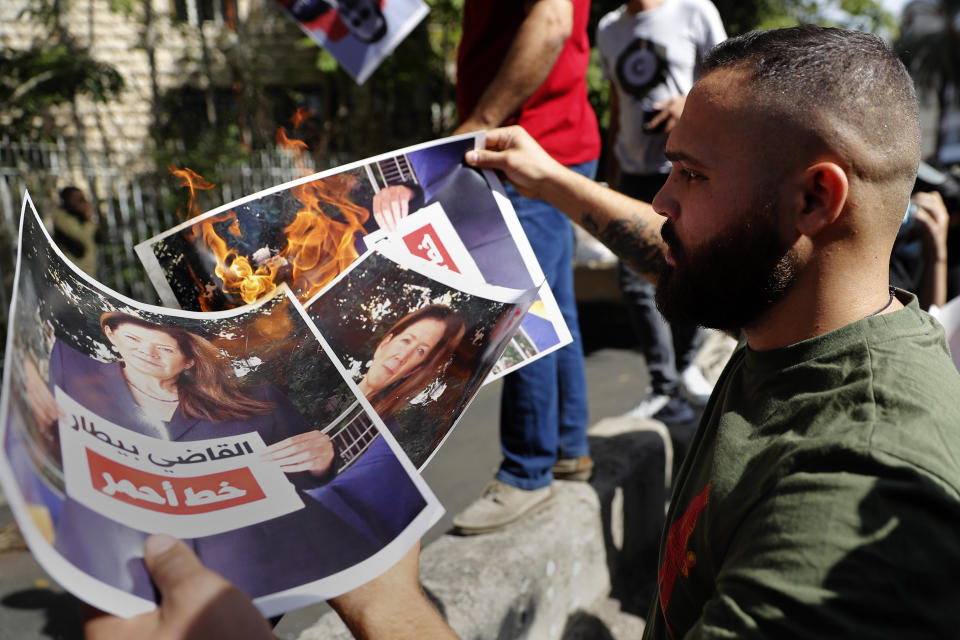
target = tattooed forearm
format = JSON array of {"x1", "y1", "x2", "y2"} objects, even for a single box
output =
[{"x1": 579, "y1": 212, "x2": 666, "y2": 283}]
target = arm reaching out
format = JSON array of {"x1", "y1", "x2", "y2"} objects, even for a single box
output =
[
  {"x1": 454, "y1": 0, "x2": 573, "y2": 134},
  {"x1": 466, "y1": 126, "x2": 668, "y2": 282},
  {"x1": 330, "y1": 542, "x2": 457, "y2": 639}
]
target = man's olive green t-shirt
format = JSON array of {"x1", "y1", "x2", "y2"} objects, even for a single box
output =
[{"x1": 644, "y1": 292, "x2": 960, "y2": 639}]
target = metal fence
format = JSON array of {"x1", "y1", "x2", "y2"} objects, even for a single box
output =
[{"x1": 0, "y1": 136, "x2": 316, "y2": 350}]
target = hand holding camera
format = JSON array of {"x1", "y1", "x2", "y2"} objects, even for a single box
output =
[{"x1": 644, "y1": 96, "x2": 686, "y2": 134}]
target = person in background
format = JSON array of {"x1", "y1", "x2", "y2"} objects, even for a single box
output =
[
  {"x1": 889, "y1": 162, "x2": 955, "y2": 310},
  {"x1": 450, "y1": 0, "x2": 601, "y2": 536},
  {"x1": 597, "y1": 0, "x2": 726, "y2": 423},
  {"x1": 54, "y1": 186, "x2": 99, "y2": 278}
]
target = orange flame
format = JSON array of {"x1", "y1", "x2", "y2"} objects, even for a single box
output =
[
  {"x1": 178, "y1": 117, "x2": 369, "y2": 309},
  {"x1": 289, "y1": 107, "x2": 312, "y2": 130},
  {"x1": 169, "y1": 166, "x2": 216, "y2": 220},
  {"x1": 276, "y1": 118, "x2": 313, "y2": 178},
  {"x1": 183, "y1": 174, "x2": 369, "y2": 308},
  {"x1": 280, "y1": 173, "x2": 369, "y2": 301},
  {"x1": 276, "y1": 127, "x2": 310, "y2": 153},
  {"x1": 183, "y1": 211, "x2": 285, "y2": 310}
]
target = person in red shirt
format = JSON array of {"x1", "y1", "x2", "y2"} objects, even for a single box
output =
[{"x1": 451, "y1": 0, "x2": 603, "y2": 535}]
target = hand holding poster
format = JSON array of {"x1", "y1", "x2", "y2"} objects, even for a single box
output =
[
  {"x1": 1, "y1": 135, "x2": 561, "y2": 619},
  {"x1": 0, "y1": 193, "x2": 440, "y2": 617},
  {"x1": 135, "y1": 133, "x2": 572, "y2": 381}
]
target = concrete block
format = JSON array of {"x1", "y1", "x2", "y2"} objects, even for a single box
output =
[{"x1": 297, "y1": 417, "x2": 669, "y2": 640}]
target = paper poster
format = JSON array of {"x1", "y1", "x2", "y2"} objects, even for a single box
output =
[
  {"x1": 361, "y1": 202, "x2": 485, "y2": 281},
  {"x1": 303, "y1": 244, "x2": 535, "y2": 469},
  {"x1": 0, "y1": 192, "x2": 440, "y2": 618},
  {"x1": 57, "y1": 389, "x2": 304, "y2": 538},
  {"x1": 275, "y1": 0, "x2": 429, "y2": 84},
  {"x1": 135, "y1": 133, "x2": 572, "y2": 381}
]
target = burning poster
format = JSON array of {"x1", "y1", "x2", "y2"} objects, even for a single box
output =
[
  {"x1": 135, "y1": 133, "x2": 571, "y2": 381},
  {"x1": 0, "y1": 192, "x2": 440, "y2": 618},
  {"x1": 275, "y1": 0, "x2": 428, "y2": 84},
  {"x1": 303, "y1": 244, "x2": 535, "y2": 469}
]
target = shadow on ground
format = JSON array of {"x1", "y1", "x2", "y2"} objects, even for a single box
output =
[{"x1": 2, "y1": 586, "x2": 83, "y2": 640}]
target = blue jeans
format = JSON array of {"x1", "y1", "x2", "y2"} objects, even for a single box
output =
[
  {"x1": 617, "y1": 172, "x2": 699, "y2": 397},
  {"x1": 496, "y1": 159, "x2": 597, "y2": 490}
]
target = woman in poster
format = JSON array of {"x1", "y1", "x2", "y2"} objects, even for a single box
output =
[
  {"x1": 311, "y1": 304, "x2": 464, "y2": 543},
  {"x1": 357, "y1": 303, "x2": 465, "y2": 419},
  {"x1": 23, "y1": 312, "x2": 391, "y2": 601}
]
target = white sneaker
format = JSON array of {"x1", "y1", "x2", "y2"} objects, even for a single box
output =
[
  {"x1": 625, "y1": 393, "x2": 670, "y2": 419},
  {"x1": 681, "y1": 364, "x2": 714, "y2": 407}
]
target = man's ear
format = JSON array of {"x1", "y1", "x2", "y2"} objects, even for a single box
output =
[{"x1": 794, "y1": 162, "x2": 848, "y2": 237}]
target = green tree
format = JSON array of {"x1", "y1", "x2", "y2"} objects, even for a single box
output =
[
  {"x1": 713, "y1": 0, "x2": 895, "y2": 34},
  {"x1": 0, "y1": 1, "x2": 124, "y2": 140}
]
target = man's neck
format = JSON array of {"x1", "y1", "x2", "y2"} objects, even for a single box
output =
[
  {"x1": 742, "y1": 267, "x2": 903, "y2": 352},
  {"x1": 627, "y1": 0, "x2": 666, "y2": 14}
]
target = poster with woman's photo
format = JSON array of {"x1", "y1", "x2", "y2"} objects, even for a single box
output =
[
  {"x1": 0, "y1": 192, "x2": 441, "y2": 618},
  {"x1": 135, "y1": 133, "x2": 570, "y2": 381},
  {"x1": 275, "y1": 0, "x2": 429, "y2": 84},
  {"x1": 303, "y1": 244, "x2": 535, "y2": 470}
]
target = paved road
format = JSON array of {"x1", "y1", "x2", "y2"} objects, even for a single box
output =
[{"x1": 0, "y1": 305, "x2": 655, "y2": 640}]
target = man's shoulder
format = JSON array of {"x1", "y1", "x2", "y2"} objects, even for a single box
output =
[
  {"x1": 804, "y1": 312, "x2": 960, "y2": 494},
  {"x1": 870, "y1": 317, "x2": 960, "y2": 491}
]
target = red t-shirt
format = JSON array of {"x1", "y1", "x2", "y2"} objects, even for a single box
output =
[{"x1": 456, "y1": 0, "x2": 601, "y2": 167}]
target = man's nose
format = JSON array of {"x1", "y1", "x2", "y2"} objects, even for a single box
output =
[{"x1": 651, "y1": 175, "x2": 677, "y2": 220}]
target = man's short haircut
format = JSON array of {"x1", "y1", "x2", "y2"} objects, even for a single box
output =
[{"x1": 702, "y1": 26, "x2": 920, "y2": 212}]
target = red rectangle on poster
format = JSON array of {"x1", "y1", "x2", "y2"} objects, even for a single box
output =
[
  {"x1": 86, "y1": 449, "x2": 266, "y2": 515},
  {"x1": 403, "y1": 224, "x2": 461, "y2": 274}
]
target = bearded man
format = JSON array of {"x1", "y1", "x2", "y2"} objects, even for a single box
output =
[
  {"x1": 464, "y1": 24, "x2": 960, "y2": 638},
  {"x1": 89, "y1": 26, "x2": 960, "y2": 640}
]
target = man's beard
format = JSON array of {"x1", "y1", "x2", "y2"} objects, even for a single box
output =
[{"x1": 655, "y1": 201, "x2": 799, "y2": 333}]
